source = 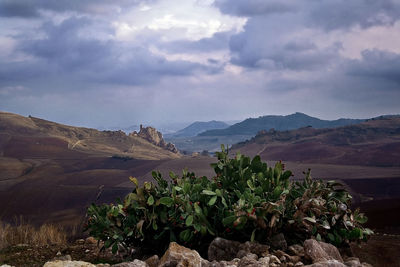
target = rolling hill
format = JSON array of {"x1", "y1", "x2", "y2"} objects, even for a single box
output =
[
  {"x1": 200, "y1": 112, "x2": 365, "y2": 136},
  {"x1": 0, "y1": 111, "x2": 179, "y2": 160},
  {"x1": 231, "y1": 116, "x2": 400, "y2": 167},
  {"x1": 0, "y1": 111, "x2": 180, "y2": 225},
  {"x1": 166, "y1": 120, "x2": 229, "y2": 138}
]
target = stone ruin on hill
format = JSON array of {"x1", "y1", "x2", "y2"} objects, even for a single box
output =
[{"x1": 130, "y1": 125, "x2": 179, "y2": 153}]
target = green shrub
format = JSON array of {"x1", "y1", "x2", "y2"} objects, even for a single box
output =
[{"x1": 85, "y1": 145, "x2": 372, "y2": 254}]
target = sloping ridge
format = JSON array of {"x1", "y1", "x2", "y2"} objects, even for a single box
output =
[
  {"x1": 200, "y1": 112, "x2": 365, "y2": 136},
  {"x1": 0, "y1": 111, "x2": 180, "y2": 160},
  {"x1": 232, "y1": 116, "x2": 400, "y2": 167},
  {"x1": 170, "y1": 120, "x2": 230, "y2": 137}
]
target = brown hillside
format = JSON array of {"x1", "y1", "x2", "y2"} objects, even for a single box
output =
[
  {"x1": 0, "y1": 111, "x2": 180, "y2": 225},
  {"x1": 0, "y1": 111, "x2": 180, "y2": 160},
  {"x1": 232, "y1": 116, "x2": 400, "y2": 167}
]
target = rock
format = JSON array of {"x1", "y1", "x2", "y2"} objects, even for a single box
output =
[
  {"x1": 217, "y1": 258, "x2": 240, "y2": 267},
  {"x1": 269, "y1": 233, "x2": 287, "y2": 250},
  {"x1": 304, "y1": 239, "x2": 343, "y2": 263},
  {"x1": 43, "y1": 260, "x2": 96, "y2": 267},
  {"x1": 159, "y1": 242, "x2": 202, "y2": 267},
  {"x1": 85, "y1": 236, "x2": 97, "y2": 245},
  {"x1": 288, "y1": 255, "x2": 302, "y2": 264},
  {"x1": 239, "y1": 241, "x2": 269, "y2": 257},
  {"x1": 344, "y1": 257, "x2": 362, "y2": 267},
  {"x1": 111, "y1": 260, "x2": 149, "y2": 267},
  {"x1": 273, "y1": 249, "x2": 290, "y2": 260},
  {"x1": 76, "y1": 239, "x2": 85, "y2": 245},
  {"x1": 0, "y1": 265, "x2": 15, "y2": 267},
  {"x1": 208, "y1": 238, "x2": 269, "y2": 261},
  {"x1": 295, "y1": 262, "x2": 305, "y2": 266},
  {"x1": 53, "y1": 254, "x2": 73, "y2": 261},
  {"x1": 258, "y1": 257, "x2": 270, "y2": 266},
  {"x1": 288, "y1": 244, "x2": 305, "y2": 257},
  {"x1": 304, "y1": 260, "x2": 346, "y2": 267},
  {"x1": 237, "y1": 255, "x2": 259, "y2": 267},
  {"x1": 145, "y1": 255, "x2": 160, "y2": 267},
  {"x1": 269, "y1": 255, "x2": 282, "y2": 265},
  {"x1": 208, "y1": 238, "x2": 242, "y2": 261},
  {"x1": 134, "y1": 125, "x2": 178, "y2": 153},
  {"x1": 235, "y1": 250, "x2": 248, "y2": 259}
]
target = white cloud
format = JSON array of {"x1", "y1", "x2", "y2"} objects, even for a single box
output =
[{"x1": 112, "y1": 0, "x2": 246, "y2": 42}]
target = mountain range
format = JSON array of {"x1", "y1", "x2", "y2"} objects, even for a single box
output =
[
  {"x1": 166, "y1": 120, "x2": 229, "y2": 138},
  {"x1": 232, "y1": 115, "x2": 400, "y2": 167},
  {"x1": 199, "y1": 112, "x2": 365, "y2": 136}
]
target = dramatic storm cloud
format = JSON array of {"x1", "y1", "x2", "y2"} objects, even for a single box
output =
[{"x1": 0, "y1": 0, "x2": 399, "y2": 129}]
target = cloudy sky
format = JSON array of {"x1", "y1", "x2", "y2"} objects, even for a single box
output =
[{"x1": 1, "y1": 0, "x2": 400, "y2": 129}]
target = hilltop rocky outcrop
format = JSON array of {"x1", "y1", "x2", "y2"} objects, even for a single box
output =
[{"x1": 130, "y1": 125, "x2": 178, "y2": 153}]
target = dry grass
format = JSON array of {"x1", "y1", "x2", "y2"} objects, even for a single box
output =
[{"x1": 0, "y1": 218, "x2": 67, "y2": 249}]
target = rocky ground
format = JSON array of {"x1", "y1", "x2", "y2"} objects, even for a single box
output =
[{"x1": 2, "y1": 233, "x2": 399, "y2": 267}]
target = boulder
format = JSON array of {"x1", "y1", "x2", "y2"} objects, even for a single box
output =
[
  {"x1": 304, "y1": 260, "x2": 346, "y2": 267},
  {"x1": 111, "y1": 260, "x2": 149, "y2": 267},
  {"x1": 53, "y1": 254, "x2": 73, "y2": 261},
  {"x1": 144, "y1": 255, "x2": 160, "y2": 267},
  {"x1": 208, "y1": 238, "x2": 242, "y2": 261},
  {"x1": 238, "y1": 241, "x2": 269, "y2": 257},
  {"x1": 208, "y1": 238, "x2": 269, "y2": 261},
  {"x1": 343, "y1": 257, "x2": 371, "y2": 267},
  {"x1": 268, "y1": 255, "x2": 282, "y2": 266},
  {"x1": 304, "y1": 240, "x2": 343, "y2": 264},
  {"x1": 237, "y1": 255, "x2": 259, "y2": 267},
  {"x1": 288, "y1": 244, "x2": 305, "y2": 257},
  {"x1": 85, "y1": 237, "x2": 97, "y2": 245},
  {"x1": 159, "y1": 242, "x2": 202, "y2": 267},
  {"x1": 43, "y1": 261, "x2": 96, "y2": 267},
  {"x1": 269, "y1": 233, "x2": 287, "y2": 251},
  {"x1": 343, "y1": 257, "x2": 362, "y2": 267}
]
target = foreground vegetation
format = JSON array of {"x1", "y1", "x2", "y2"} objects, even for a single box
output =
[
  {"x1": 0, "y1": 218, "x2": 67, "y2": 249},
  {"x1": 86, "y1": 146, "x2": 372, "y2": 254}
]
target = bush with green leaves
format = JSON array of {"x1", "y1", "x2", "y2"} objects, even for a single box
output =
[{"x1": 85, "y1": 145, "x2": 372, "y2": 254}]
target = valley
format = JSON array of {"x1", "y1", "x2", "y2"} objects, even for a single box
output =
[{"x1": 1, "y1": 111, "x2": 399, "y2": 235}]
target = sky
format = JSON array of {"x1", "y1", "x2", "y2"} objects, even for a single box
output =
[{"x1": 0, "y1": 0, "x2": 400, "y2": 129}]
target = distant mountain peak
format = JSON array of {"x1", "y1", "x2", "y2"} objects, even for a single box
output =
[
  {"x1": 167, "y1": 120, "x2": 229, "y2": 138},
  {"x1": 199, "y1": 113, "x2": 365, "y2": 136}
]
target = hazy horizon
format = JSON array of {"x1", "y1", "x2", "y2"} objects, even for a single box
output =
[{"x1": 1, "y1": 0, "x2": 400, "y2": 128}]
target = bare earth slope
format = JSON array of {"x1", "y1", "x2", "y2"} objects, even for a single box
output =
[
  {"x1": 232, "y1": 116, "x2": 400, "y2": 167},
  {"x1": 0, "y1": 111, "x2": 180, "y2": 160},
  {"x1": 0, "y1": 111, "x2": 180, "y2": 225}
]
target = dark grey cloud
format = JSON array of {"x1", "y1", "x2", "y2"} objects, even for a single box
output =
[
  {"x1": 1, "y1": 16, "x2": 219, "y2": 87},
  {"x1": 20, "y1": 17, "x2": 112, "y2": 71},
  {"x1": 308, "y1": 0, "x2": 400, "y2": 30},
  {"x1": 214, "y1": 0, "x2": 296, "y2": 17},
  {"x1": 215, "y1": 1, "x2": 400, "y2": 31},
  {"x1": 0, "y1": 0, "x2": 153, "y2": 17},
  {"x1": 1, "y1": 0, "x2": 400, "y2": 128},
  {"x1": 228, "y1": 17, "x2": 341, "y2": 70},
  {"x1": 345, "y1": 49, "x2": 400, "y2": 85},
  {"x1": 0, "y1": 0, "x2": 38, "y2": 17}
]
